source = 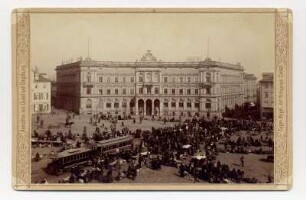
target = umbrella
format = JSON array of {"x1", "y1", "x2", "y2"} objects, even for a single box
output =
[{"x1": 182, "y1": 144, "x2": 191, "y2": 149}]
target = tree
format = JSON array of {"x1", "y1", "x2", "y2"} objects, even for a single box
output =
[
  {"x1": 45, "y1": 129, "x2": 52, "y2": 139},
  {"x1": 33, "y1": 130, "x2": 39, "y2": 138}
]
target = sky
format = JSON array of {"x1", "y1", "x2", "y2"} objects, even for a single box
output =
[{"x1": 30, "y1": 12, "x2": 275, "y2": 80}]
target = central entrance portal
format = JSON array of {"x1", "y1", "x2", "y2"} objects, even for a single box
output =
[
  {"x1": 154, "y1": 99, "x2": 160, "y2": 116},
  {"x1": 146, "y1": 99, "x2": 152, "y2": 116},
  {"x1": 138, "y1": 99, "x2": 144, "y2": 115}
]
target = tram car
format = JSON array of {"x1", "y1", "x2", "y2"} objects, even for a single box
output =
[{"x1": 46, "y1": 135, "x2": 133, "y2": 175}]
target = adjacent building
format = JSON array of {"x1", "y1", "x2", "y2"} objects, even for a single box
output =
[
  {"x1": 242, "y1": 73, "x2": 257, "y2": 104},
  {"x1": 51, "y1": 80, "x2": 57, "y2": 108},
  {"x1": 31, "y1": 70, "x2": 51, "y2": 114},
  {"x1": 259, "y1": 73, "x2": 274, "y2": 120},
  {"x1": 56, "y1": 50, "x2": 247, "y2": 118}
]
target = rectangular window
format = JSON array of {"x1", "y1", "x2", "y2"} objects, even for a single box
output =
[
  {"x1": 171, "y1": 102, "x2": 176, "y2": 108},
  {"x1": 206, "y1": 88, "x2": 211, "y2": 95},
  {"x1": 139, "y1": 88, "x2": 143, "y2": 94},
  {"x1": 164, "y1": 77, "x2": 168, "y2": 83},
  {"x1": 86, "y1": 88, "x2": 91, "y2": 95},
  {"x1": 265, "y1": 92, "x2": 269, "y2": 98},
  {"x1": 115, "y1": 77, "x2": 118, "y2": 83},
  {"x1": 114, "y1": 102, "x2": 119, "y2": 108},
  {"x1": 179, "y1": 77, "x2": 183, "y2": 83},
  {"x1": 123, "y1": 77, "x2": 126, "y2": 83},
  {"x1": 115, "y1": 89, "x2": 118, "y2": 95},
  {"x1": 187, "y1": 77, "x2": 191, "y2": 83},
  {"x1": 155, "y1": 88, "x2": 159, "y2": 94},
  {"x1": 195, "y1": 89, "x2": 199, "y2": 95},
  {"x1": 107, "y1": 89, "x2": 111, "y2": 95},
  {"x1": 164, "y1": 88, "x2": 168, "y2": 94},
  {"x1": 187, "y1": 102, "x2": 192, "y2": 108},
  {"x1": 130, "y1": 77, "x2": 134, "y2": 82},
  {"x1": 99, "y1": 89, "x2": 103, "y2": 94},
  {"x1": 130, "y1": 88, "x2": 134, "y2": 95},
  {"x1": 123, "y1": 89, "x2": 126, "y2": 95},
  {"x1": 179, "y1": 89, "x2": 183, "y2": 95},
  {"x1": 99, "y1": 76, "x2": 103, "y2": 83},
  {"x1": 187, "y1": 89, "x2": 191, "y2": 95},
  {"x1": 164, "y1": 102, "x2": 168, "y2": 108},
  {"x1": 195, "y1": 103, "x2": 200, "y2": 108},
  {"x1": 172, "y1": 89, "x2": 175, "y2": 95},
  {"x1": 106, "y1": 103, "x2": 111, "y2": 108},
  {"x1": 46, "y1": 93, "x2": 49, "y2": 100},
  {"x1": 179, "y1": 102, "x2": 184, "y2": 108}
]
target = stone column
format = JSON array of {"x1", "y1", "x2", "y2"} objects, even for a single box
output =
[
  {"x1": 135, "y1": 99, "x2": 138, "y2": 116},
  {"x1": 127, "y1": 100, "x2": 130, "y2": 115},
  {"x1": 152, "y1": 99, "x2": 154, "y2": 116},
  {"x1": 144, "y1": 100, "x2": 146, "y2": 116},
  {"x1": 159, "y1": 99, "x2": 163, "y2": 116}
]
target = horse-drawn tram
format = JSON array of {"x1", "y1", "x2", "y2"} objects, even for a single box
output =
[
  {"x1": 46, "y1": 135, "x2": 133, "y2": 175},
  {"x1": 96, "y1": 135, "x2": 133, "y2": 155}
]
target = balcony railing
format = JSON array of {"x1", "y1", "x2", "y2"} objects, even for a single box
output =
[{"x1": 83, "y1": 82, "x2": 94, "y2": 87}]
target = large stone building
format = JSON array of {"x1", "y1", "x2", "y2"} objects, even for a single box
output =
[
  {"x1": 31, "y1": 70, "x2": 51, "y2": 114},
  {"x1": 242, "y1": 73, "x2": 257, "y2": 104},
  {"x1": 56, "y1": 51, "x2": 249, "y2": 118},
  {"x1": 259, "y1": 73, "x2": 274, "y2": 120}
]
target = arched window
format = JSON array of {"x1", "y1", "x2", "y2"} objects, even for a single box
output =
[
  {"x1": 187, "y1": 99, "x2": 192, "y2": 108},
  {"x1": 179, "y1": 99, "x2": 184, "y2": 108},
  {"x1": 122, "y1": 99, "x2": 127, "y2": 108},
  {"x1": 86, "y1": 99, "x2": 92, "y2": 109},
  {"x1": 206, "y1": 87, "x2": 211, "y2": 95},
  {"x1": 86, "y1": 72, "x2": 91, "y2": 83},
  {"x1": 155, "y1": 87, "x2": 159, "y2": 94},
  {"x1": 114, "y1": 99, "x2": 119, "y2": 108},
  {"x1": 147, "y1": 73, "x2": 152, "y2": 82},
  {"x1": 139, "y1": 73, "x2": 144, "y2": 82},
  {"x1": 155, "y1": 72, "x2": 160, "y2": 82},
  {"x1": 171, "y1": 99, "x2": 176, "y2": 108},
  {"x1": 163, "y1": 99, "x2": 169, "y2": 108},
  {"x1": 179, "y1": 77, "x2": 183, "y2": 83},
  {"x1": 206, "y1": 72, "x2": 211, "y2": 82}
]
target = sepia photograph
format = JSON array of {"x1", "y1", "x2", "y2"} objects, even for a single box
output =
[{"x1": 12, "y1": 8, "x2": 292, "y2": 190}]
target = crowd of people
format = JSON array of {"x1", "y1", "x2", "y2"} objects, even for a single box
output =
[{"x1": 33, "y1": 111, "x2": 274, "y2": 184}]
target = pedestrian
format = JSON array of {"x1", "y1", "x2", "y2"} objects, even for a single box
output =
[{"x1": 240, "y1": 156, "x2": 245, "y2": 167}]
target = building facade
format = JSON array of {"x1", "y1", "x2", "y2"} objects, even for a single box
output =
[
  {"x1": 259, "y1": 73, "x2": 274, "y2": 120},
  {"x1": 56, "y1": 51, "x2": 247, "y2": 118},
  {"x1": 51, "y1": 81, "x2": 57, "y2": 108},
  {"x1": 31, "y1": 70, "x2": 51, "y2": 114},
  {"x1": 242, "y1": 73, "x2": 257, "y2": 104}
]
